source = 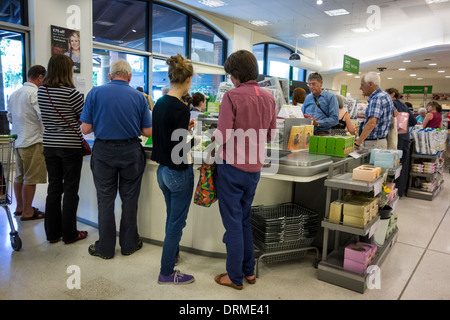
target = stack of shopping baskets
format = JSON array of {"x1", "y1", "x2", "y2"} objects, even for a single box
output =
[{"x1": 251, "y1": 203, "x2": 319, "y2": 264}]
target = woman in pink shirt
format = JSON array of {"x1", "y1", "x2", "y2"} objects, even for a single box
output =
[
  {"x1": 214, "y1": 50, "x2": 277, "y2": 290},
  {"x1": 423, "y1": 101, "x2": 442, "y2": 129}
]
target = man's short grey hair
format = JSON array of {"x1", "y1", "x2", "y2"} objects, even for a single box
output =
[
  {"x1": 110, "y1": 60, "x2": 132, "y2": 78},
  {"x1": 362, "y1": 72, "x2": 381, "y2": 87},
  {"x1": 308, "y1": 72, "x2": 323, "y2": 83}
]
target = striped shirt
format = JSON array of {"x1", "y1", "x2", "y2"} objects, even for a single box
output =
[{"x1": 37, "y1": 86, "x2": 84, "y2": 148}]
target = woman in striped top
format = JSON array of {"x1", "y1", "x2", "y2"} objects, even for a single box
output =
[{"x1": 37, "y1": 54, "x2": 87, "y2": 244}]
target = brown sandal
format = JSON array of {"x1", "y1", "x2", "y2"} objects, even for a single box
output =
[
  {"x1": 214, "y1": 273, "x2": 243, "y2": 290},
  {"x1": 245, "y1": 275, "x2": 256, "y2": 284},
  {"x1": 64, "y1": 231, "x2": 88, "y2": 244}
]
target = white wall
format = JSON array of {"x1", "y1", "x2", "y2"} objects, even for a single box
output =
[{"x1": 28, "y1": 0, "x2": 93, "y2": 94}]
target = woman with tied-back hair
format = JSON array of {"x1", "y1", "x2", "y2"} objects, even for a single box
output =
[
  {"x1": 151, "y1": 54, "x2": 197, "y2": 285},
  {"x1": 37, "y1": 54, "x2": 87, "y2": 244}
]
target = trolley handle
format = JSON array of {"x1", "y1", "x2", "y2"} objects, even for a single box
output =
[{"x1": 0, "y1": 134, "x2": 17, "y2": 139}]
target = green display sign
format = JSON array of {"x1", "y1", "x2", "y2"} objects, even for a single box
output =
[
  {"x1": 343, "y1": 55, "x2": 360, "y2": 74},
  {"x1": 340, "y1": 85, "x2": 348, "y2": 97},
  {"x1": 403, "y1": 86, "x2": 433, "y2": 94}
]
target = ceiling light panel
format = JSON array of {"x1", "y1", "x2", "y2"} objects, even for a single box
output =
[
  {"x1": 351, "y1": 28, "x2": 370, "y2": 33},
  {"x1": 199, "y1": 0, "x2": 227, "y2": 7},
  {"x1": 324, "y1": 9, "x2": 350, "y2": 16},
  {"x1": 249, "y1": 20, "x2": 271, "y2": 26},
  {"x1": 302, "y1": 33, "x2": 320, "y2": 38}
]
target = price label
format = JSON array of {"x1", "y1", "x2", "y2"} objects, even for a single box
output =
[
  {"x1": 394, "y1": 166, "x2": 401, "y2": 179},
  {"x1": 373, "y1": 178, "x2": 383, "y2": 196}
]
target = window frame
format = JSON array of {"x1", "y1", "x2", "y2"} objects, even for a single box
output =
[{"x1": 253, "y1": 42, "x2": 306, "y2": 81}]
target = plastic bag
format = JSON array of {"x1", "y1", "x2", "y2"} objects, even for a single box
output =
[{"x1": 396, "y1": 112, "x2": 409, "y2": 134}]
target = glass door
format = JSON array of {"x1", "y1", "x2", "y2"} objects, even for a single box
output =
[{"x1": 0, "y1": 30, "x2": 25, "y2": 110}]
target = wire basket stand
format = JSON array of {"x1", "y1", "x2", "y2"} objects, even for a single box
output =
[
  {"x1": 0, "y1": 135, "x2": 21, "y2": 251},
  {"x1": 251, "y1": 203, "x2": 320, "y2": 277}
]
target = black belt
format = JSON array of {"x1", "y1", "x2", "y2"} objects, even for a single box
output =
[
  {"x1": 96, "y1": 137, "x2": 139, "y2": 143},
  {"x1": 365, "y1": 137, "x2": 386, "y2": 141}
]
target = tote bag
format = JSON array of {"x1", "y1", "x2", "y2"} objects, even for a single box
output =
[{"x1": 193, "y1": 163, "x2": 217, "y2": 207}]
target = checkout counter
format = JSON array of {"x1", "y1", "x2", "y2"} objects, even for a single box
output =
[{"x1": 77, "y1": 116, "x2": 365, "y2": 257}]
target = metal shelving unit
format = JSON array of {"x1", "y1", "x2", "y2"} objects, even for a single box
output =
[
  {"x1": 317, "y1": 159, "x2": 398, "y2": 293},
  {"x1": 407, "y1": 151, "x2": 445, "y2": 201}
]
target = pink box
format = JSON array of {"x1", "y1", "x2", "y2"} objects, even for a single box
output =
[
  {"x1": 344, "y1": 244, "x2": 371, "y2": 265},
  {"x1": 343, "y1": 259, "x2": 367, "y2": 274},
  {"x1": 356, "y1": 242, "x2": 377, "y2": 261}
]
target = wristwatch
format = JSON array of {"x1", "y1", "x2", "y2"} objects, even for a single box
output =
[{"x1": 354, "y1": 142, "x2": 360, "y2": 147}]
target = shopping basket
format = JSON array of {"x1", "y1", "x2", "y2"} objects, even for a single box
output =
[
  {"x1": 0, "y1": 135, "x2": 21, "y2": 251},
  {"x1": 251, "y1": 203, "x2": 320, "y2": 277}
]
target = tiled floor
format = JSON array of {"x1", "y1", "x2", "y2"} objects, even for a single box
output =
[{"x1": 0, "y1": 171, "x2": 449, "y2": 301}]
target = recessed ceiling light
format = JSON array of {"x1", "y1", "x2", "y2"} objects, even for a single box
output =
[
  {"x1": 445, "y1": 76, "x2": 450, "y2": 78},
  {"x1": 438, "y1": 70, "x2": 445, "y2": 73},
  {"x1": 425, "y1": 0, "x2": 449, "y2": 4},
  {"x1": 249, "y1": 20, "x2": 271, "y2": 26},
  {"x1": 387, "y1": 77, "x2": 393, "y2": 80},
  {"x1": 429, "y1": 63, "x2": 437, "y2": 66},
  {"x1": 417, "y1": 78, "x2": 423, "y2": 80},
  {"x1": 399, "y1": 68, "x2": 406, "y2": 71},
  {"x1": 324, "y1": 9, "x2": 350, "y2": 16},
  {"x1": 302, "y1": 33, "x2": 320, "y2": 38},
  {"x1": 355, "y1": 76, "x2": 361, "y2": 78},
  {"x1": 199, "y1": 0, "x2": 227, "y2": 7},
  {"x1": 410, "y1": 74, "x2": 417, "y2": 77},
  {"x1": 351, "y1": 28, "x2": 370, "y2": 33},
  {"x1": 403, "y1": 60, "x2": 411, "y2": 63},
  {"x1": 346, "y1": 73, "x2": 353, "y2": 76},
  {"x1": 317, "y1": 0, "x2": 323, "y2": 4}
]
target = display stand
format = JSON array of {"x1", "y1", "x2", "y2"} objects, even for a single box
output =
[
  {"x1": 317, "y1": 155, "x2": 399, "y2": 293},
  {"x1": 407, "y1": 151, "x2": 445, "y2": 201}
]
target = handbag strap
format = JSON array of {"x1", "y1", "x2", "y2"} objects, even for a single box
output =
[
  {"x1": 313, "y1": 96, "x2": 330, "y2": 118},
  {"x1": 45, "y1": 86, "x2": 84, "y2": 142}
]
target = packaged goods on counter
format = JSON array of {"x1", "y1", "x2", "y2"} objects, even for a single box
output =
[{"x1": 308, "y1": 135, "x2": 355, "y2": 157}]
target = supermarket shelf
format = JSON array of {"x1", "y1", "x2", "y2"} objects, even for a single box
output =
[
  {"x1": 321, "y1": 215, "x2": 380, "y2": 237},
  {"x1": 407, "y1": 186, "x2": 442, "y2": 201},
  {"x1": 325, "y1": 172, "x2": 383, "y2": 193},
  {"x1": 317, "y1": 227, "x2": 398, "y2": 293}
]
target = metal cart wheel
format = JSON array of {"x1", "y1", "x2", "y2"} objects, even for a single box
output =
[{"x1": 10, "y1": 231, "x2": 22, "y2": 251}]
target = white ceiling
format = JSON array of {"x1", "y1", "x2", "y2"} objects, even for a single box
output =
[{"x1": 173, "y1": 0, "x2": 450, "y2": 83}]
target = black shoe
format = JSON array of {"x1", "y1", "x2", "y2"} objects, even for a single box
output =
[
  {"x1": 88, "y1": 244, "x2": 113, "y2": 259},
  {"x1": 122, "y1": 239, "x2": 143, "y2": 256}
]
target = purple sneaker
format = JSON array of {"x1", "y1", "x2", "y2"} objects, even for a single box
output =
[{"x1": 158, "y1": 270, "x2": 195, "y2": 285}]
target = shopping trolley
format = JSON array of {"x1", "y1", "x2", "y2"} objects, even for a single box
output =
[{"x1": 0, "y1": 135, "x2": 21, "y2": 251}]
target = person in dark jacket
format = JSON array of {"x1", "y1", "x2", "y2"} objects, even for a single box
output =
[{"x1": 386, "y1": 88, "x2": 417, "y2": 197}]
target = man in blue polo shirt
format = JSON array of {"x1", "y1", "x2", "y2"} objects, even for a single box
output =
[
  {"x1": 81, "y1": 60, "x2": 152, "y2": 259},
  {"x1": 302, "y1": 72, "x2": 339, "y2": 136},
  {"x1": 355, "y1": 72, "x2": 395, "y2": 149}
]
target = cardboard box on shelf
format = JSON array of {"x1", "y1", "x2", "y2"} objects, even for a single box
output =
[
  {"x1": 352, "y1": 165, "x2": 381, "y2": 182},
  {"x1": 329, "y1": 200, "x2": 343, "y2": 223}
]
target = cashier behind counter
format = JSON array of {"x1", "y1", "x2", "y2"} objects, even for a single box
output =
[{"x1": 302, "y1": 73, "x2": 339, "y2": 136}]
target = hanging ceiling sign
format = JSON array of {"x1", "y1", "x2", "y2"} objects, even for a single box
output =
[
  {"x1": 343, "y1": 55, "x2": 360, "y2": 75},
  {"x1": 403, "y1": 86, "x2": 433, "y2": 94}
]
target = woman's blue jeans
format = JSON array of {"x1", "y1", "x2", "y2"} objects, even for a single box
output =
[
  {"x1": 157, "y1": 164, "x2": 194, "y2": 276},
  {"x1": 216, "y1": 162, "x2": 260, "y2": 286}
]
